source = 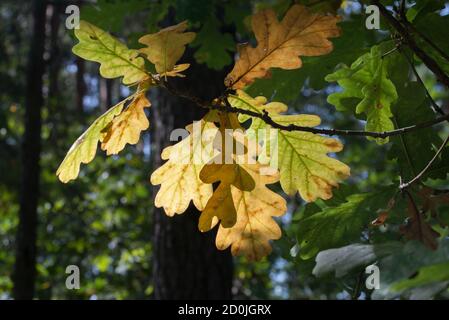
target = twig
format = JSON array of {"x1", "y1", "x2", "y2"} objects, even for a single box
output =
[
  {"x1": 399, "y1": 0, "x2": 406, "y2": 18},
  {"x1": 400, "y1": 133, "x2": 449, "y2": 189},
  {"x1": 159, "y1": 80, "x2": 449, "y2": 138},
  {"x1": 393, "y1": 116, "x2": 417, "y2": 177},
  {"x1": 381, "y1": 45, "x2": 399, "y2": 59},
  {"x1": 373, "y1": 0, "x2": 449, "y2": 89},
  {"x1": 402, "y1": 20, "x2": 449, "y2": 64},
  {"x1": 352, "y1": 270, "x2": 364, "y2": 300},
  {"x1": 402, "y1": 49, "x2": 446, "y2": 115}
]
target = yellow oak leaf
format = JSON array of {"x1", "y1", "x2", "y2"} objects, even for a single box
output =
[
  {"x1": 139, "y1": 21, "x2": 195, "y2": 75},
  {"x1": 150, "y1": 119, "x2": 218, "y2": 216},
  {"x1": 56, "y1": 94, "x2": 139, "y2": 183},
  {"x1": 199, "y1": 161, "x2": 256, "y2": 231},
  {"x1": 198, "y1": 112, "x2": 259, "y2": 230},
  {"x1": 101, "y1": 93, "x2": 151, "y2": 155},
  {"x1": 160, "y1": 63, "x2": 190, "y2": 78},
  {"x1": 215, "y1": 163, "x2": 287, "y2": 261},
  {"x1": 229, "y1": 90, "x2": 350, "y2": 202},
  {"x1": 225, "y1": 4, "x2": 341, "y2": 89}
]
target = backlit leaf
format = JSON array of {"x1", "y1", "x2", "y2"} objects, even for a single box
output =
[
  {"x1": 150, "y1": 119, "x2": 218, "y2": 216},
  {"x1": 101, "y1": 92, "x2": 151, "y2": 155},
  {"x1": 214, "y1": 163, "x2": 287, "y2": 261},
  {"x1": 57, "y1": 94, "x2": 138, "y2": 183},
  {"x1": 225, "y1": 4, "x2": 341, "y2": 89},
  {"x1": 326, "y1": 44, "x2": 398, "y2": 144},
  {"x1": 73, "y1": 20, "x2": 148, "y2": 85},
  {"x1": 229, "y1": 90, "x2": 350, "y2": 202},
  {"x1": 139, "y1": 21, "x2": 195, "y2": 75}
]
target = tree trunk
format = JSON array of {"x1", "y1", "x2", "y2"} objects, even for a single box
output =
[
  {"x1": 151, "y1": 51, "x2": 233, "y2": 300},
  {"x1": 13, "y1": 0, "x2": 47, "y2": 300},
  {"x1": 75, "y1": 57, "x2": 86, "y2": 114}
]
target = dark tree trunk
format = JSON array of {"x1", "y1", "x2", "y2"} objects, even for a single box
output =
[
  {"x1": 75, "y1": 57, "x2": 86, "y2": 113},
  {"x1": 100, "y1": 78, "x2": 113, "y2": 111},
  {"x1": 13, "y1": 0, "x2": 47, "y2": 300},
  {"x1": 151, "y1": 51, "x2": 233, "y2": 299}
]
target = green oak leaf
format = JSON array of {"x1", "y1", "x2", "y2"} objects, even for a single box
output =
[
  {"x1": 414, "y1": 13, "x2": 449, "y2": 75},
  {"x1": 192, "y1": 18, "x2": 235, "y2": 70},
  {"x1": 326, "y1": 44, "x2": 398, "y2": 144},
  {"x1": 73, "y1": 20, "x2": 148, "y2": 85},
  {"x1": 392, "y1": 261, "x2": 449, "y2": 292},
  {"x1": 387, "y1": 52, "x2": 449, "y2": 181},
  {"x1": 296, "y1": 187, "x2": 396, "y2": 259}
]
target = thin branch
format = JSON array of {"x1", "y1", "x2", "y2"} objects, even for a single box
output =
[
  {"x1": 399, "y1": 0, "x2": 406, "y2": 19},
  {"x1": 381, "y1": 45, "x2": 399, "y2": 59},
  {"x1": 400, "y1": 133, "x2": 449, "y2": 189},
  {"x1": 393, "y1": 116, "x2": 417, "y2": 177},
  {"x1": 402, "y1": 49, "x2": 446, "y2": 115},
  {"x1": 352, "y1": 269, "x2": 364, "y2": 300},
  {"x1": 158, "y1": 80, "x2": 449, "y2": 138},
  {"x1": 373, "y1": 0, "x2": 449, "y2": 89},
  {"x1": 402, "y1": 20, "x2": 449, "y2": 64}
]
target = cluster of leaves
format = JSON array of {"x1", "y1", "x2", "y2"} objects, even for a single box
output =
[
  {"x1": 57, "y1": 4, "x2": 449, "y2": 300},
  {"x1": 57, "y1": 4, "x2": 351, "y2": 260}
]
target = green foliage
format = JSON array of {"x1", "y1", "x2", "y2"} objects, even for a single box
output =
[
  {"x1": 192, "y1": 17, "x2": 235, "y2": 70},
  {"x1": 326, "y1": 44, "x2": 398, "y2": 144},
  {"x1": 373, "y1": 239, "x2": 449, "y2": 299},
  {"x1": 81, "y1": 0, "x2": 151, "y2": 32},
  {"x1": 295, "y1": 186, "x2": 396, "y2": 259},
  {"x1": 393, "y1": 261, "x2": 449, "y2": 292},
  {"x1": 312, "y1": 242, "x2": 401, "y2": 278}
]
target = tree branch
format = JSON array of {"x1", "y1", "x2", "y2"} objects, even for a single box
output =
[
  {"x1": 402, "y1": 20, "x2": 449, "y2": 64},
  {"x1": 402, "y1": 48, "x2": 446, "y2": 116},
  {"x1": 158, "y1": 80, "x2": 449, "y2": 138},
  {"x1": 372, "y1": 0, "x2": 449, "y2": 89},
  {"x1": 400, "y1": 133, "x2": 449, "y2": 189},
  {"x1": 150, "y1": 2, "x2": 449, "y2": 140}
]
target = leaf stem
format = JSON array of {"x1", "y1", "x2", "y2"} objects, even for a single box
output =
[{"x1": 400, "y1": 133, "x2": 449, "y2": 190}]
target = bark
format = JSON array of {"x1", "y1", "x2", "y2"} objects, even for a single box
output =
[
  {"x1": 99, "y1": 78, "x2": 113, "y2": 111},
  {"x1": 13, "y1": 0, "x2": 47, "y2": 300},
  {"x1": 75, "y1": 57, "x2": 86, "y2": 113},
  {"x1": 152, "y1": 51, "x2": 233, "y2": 300}
]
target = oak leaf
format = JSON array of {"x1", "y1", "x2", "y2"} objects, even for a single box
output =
[
  {"x1": 150, "y1": 119, "x2": 218, "y2": 216},
  {"x1": 101, "y1": 93, "x2": 151, "y2": 155},
  {"x1": 56, "y1": 94, "x2": 139, "y2": 183},
  {"x1": 73, "y1": 21, "x2": 148, "y2": 85},
  {"x1": 214, "y1": 162, "x2": 287, "y2": 261},
  {"x1": 229, "y1": 90, "x2": 350, "y2": 202},
  {"x1": 139, "y1": 21, "x2": 195, "y2": 75},
  {"x1": 326, "y1": 45, "x2": 398, "y2": 144},
  {"x1": 199, "y1": 130, "x2": 287, "y2": 260},
  {"x1": 225, "y1": 4, "x2": 341, "y2": 89},
  {"x1": 199, "y1": 161, "x2": 255, "y2": 231},
  {"x1": 401, "y1": 194, "x2": 440, "y2": 250}
]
